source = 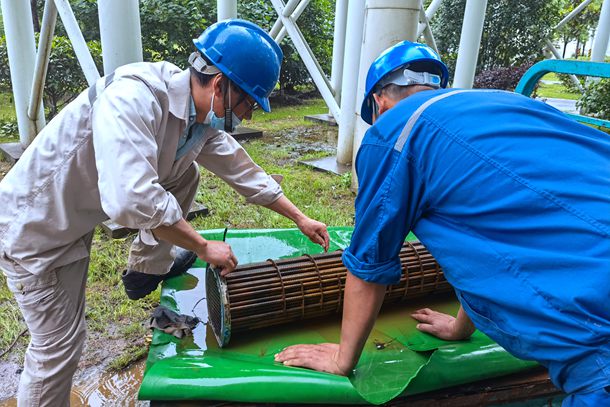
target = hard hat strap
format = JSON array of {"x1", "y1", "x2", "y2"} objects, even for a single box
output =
[
  {"x1": 188, "y1": 51, "x2": 221, "y2": 75},
  {"x1": 378, "y1": 68, "x2": 441, "y2": 91}
]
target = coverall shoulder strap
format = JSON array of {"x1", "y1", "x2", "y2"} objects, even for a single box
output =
[{"x1": 394, "y1": 89, "x2": 505, "y2": 152}]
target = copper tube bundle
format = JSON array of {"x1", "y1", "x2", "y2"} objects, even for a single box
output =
[{"x1": 206, "y1": 240, "x2": 452, "y2": 347}]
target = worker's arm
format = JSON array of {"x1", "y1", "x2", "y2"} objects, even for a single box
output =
[
  {"x1": 276, "y1": 133, "x2": 428, "y2": 375},
  {"x1": 411, "y1": 305, "x2": 475, "y2": 340},
  {"x1": 197, "y1": 131, "x2": 329, "y2": 251},
  {"x1": 265, "y1": 195, "x2": 329, "y2": 251},
  {"x1": 152, "y1": 218, "x2": 238, "y2": 274},
  {"x1": 91, "y1": 77, "x2": 184, "y2": 232},
  {"x1": 275, "y1": 271, "x2": 385, "y2": 374}
]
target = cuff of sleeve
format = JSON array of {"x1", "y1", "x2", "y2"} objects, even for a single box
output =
[
  {"x1": 245, "y1": 177, "x2": 284, "y2": 206},
  {"x1": 341, "y1": 249, "x2": 402, "y2": 285}
]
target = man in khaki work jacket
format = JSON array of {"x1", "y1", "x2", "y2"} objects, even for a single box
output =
[{"x1": 0, "y1": 19, "x2": 330, "y2": 406}]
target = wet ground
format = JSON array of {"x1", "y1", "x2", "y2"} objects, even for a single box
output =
[{"x1": 0, "y1": 360, "x2": 147, "y2": 407}]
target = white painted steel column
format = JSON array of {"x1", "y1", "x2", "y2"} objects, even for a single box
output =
[
  {"x1": 275, "y1": 0, "x2": 312, "y2": 44},
  {"x1": 55, "y1": 0, "x2": 100, "y2": 85},
  {"x1": 330, "y1": 0, "x2": 348, "y2": 105},
  {"x1": 591, "y1": 0, "x2": 610, "y2": 63},
  {"x1": 336, "y1": 0, "x2": 366, "y2": 164},
  {"x1": 350, "y1": 0, "x2": 420, "y2": 187},
  {"x1": 217, "y1": 0, "x2": 237, "y2": 21},
  {"x1": 269, "y1": 0, "x2": 339, "y2": 119},
  {"x1": 0, "y1": 0, "x2": 45, "y2": 146},
  {"x1": 453, "y1": 0, "x2": 487, "y2": 88},
  {"x1": 28, "y1": 0, "x2": 57, "y2": 131},
  {"x1": 417, "y1": 0, "x2": 443, "y2": 36},
  {"x1": 98, "y1": 0, "x2": 143, "y2": 75}
]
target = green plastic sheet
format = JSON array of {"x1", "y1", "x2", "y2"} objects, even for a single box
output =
[{"x1": 139, "y1": 228, "x2": 536, "y2": 404}]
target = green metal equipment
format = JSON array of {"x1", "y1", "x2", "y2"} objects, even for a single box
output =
[{"x1": 515, "y1": 59, "x2": 610, "y2": 129}]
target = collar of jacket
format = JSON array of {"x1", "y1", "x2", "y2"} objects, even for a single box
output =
[{"x1": 167, "y1": 69, "x2": 192, "y2": 122}]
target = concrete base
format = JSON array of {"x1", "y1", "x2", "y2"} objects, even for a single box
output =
[
  {"x1": 300, "y1": 156, "x2": 351, "y2": 176},
  {"x1": 304, "y1": 113, "x2": 337, "y2": 126},
  {"x1": 0, "y1": 142, "x2": 24, "y2": 164},
  {"x1": 231, "y1": 126, "x2": 263, "y2": 141},
  {"x1": 101, "y1": 202, "x2": 209, "y2": 239}
]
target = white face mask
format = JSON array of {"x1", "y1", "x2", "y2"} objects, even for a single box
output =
[{"x1": 205, "y1": 89, "x2": 242, "y2": 133}]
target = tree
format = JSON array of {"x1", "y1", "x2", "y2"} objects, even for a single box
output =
[
  {"x1": 239, "y1": 0, "x2": 334, "y2": 93},
  {"x1": 555, "y1": 0, "x2": 601, "y2": 59},
  {"x1": 432, "y1": 0, "x2": 563, "y2": 80}
]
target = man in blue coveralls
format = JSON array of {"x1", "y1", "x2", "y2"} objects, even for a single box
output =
[{"x1": 276, "y1": 41, "x2": 610, "y2": 406}]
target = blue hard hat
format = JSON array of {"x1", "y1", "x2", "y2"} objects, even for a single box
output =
[
  {"x1": 193, "y1": 19, "x2": 283, "y2": 112},
  {"x1": 361, "y1": 41, "x2": 449, "y2": 125}
]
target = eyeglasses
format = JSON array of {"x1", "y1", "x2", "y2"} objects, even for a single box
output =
[{"x1": 234, "y1": 91, "x2": 258, "y2": 113}]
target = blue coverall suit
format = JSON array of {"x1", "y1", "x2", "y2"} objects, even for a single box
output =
[{"x1": 342, "y1": 89, "x2": 610, "y2": 405}]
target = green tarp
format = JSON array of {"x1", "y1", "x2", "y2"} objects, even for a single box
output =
[{"x1": 139, "y1": 228, "x2": 537, "y2": 404}]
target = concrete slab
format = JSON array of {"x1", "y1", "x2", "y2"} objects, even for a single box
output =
[
  {"x1": 538, "y1": 97, "x2": 578, "y2": 114},
  {"x1": 300, "y1": 155, "x2": 351, "y2": 176},
  {"x1": 231, "y1": 126, "x2": 263, "y2": 141},
  {"x1": 101, "y1": 202, "x2": 209, "y2": 239},
  {"x1": 0, "y1": 142, "x2": 24, "y2": 164},
  {"x1": 304, "y1": 113, "x2": 337, "y2": 126}
]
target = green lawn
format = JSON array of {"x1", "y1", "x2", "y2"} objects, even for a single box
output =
[
  {"x1": 0, "y1": 98, "x2": 355, "y2": 370},
  {"x1": 535, "y1": 73, "x2": 581, "y2": 100}
]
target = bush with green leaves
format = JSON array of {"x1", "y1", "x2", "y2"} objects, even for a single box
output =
[
  {"x1": 0, "y1": 118, "x2": 18, "y2": 139},
  {"x1": 432, "y1": 0, "x2": 561, "y2": 80},
  {"x1": 577, "y1": 79, "x2": 610, "y2": 120},
  {"x1": 557, "y1": 73, "x2": 585, "y2": 93}
]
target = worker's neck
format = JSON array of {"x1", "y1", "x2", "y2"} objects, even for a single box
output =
[{"x1": 387, "y1": 85, "x2": 436, "y2": 110}]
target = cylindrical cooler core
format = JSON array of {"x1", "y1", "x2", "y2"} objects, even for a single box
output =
[{"x1": 206, "y1": 240, "x2": 450, "y2": 347}]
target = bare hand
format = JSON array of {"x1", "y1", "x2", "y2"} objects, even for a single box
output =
[
  {"x1": 274, "y1": 343, "x2": 350, "y2": 375},
  {"x1": 297, "y1": 217, "x2": 330, "y2": 252},
  {"x1": 411, "y1": 308, "x2": 474, "y2": 341},
  {"x1": 198, "y1": 241, "x2": 238, "y2": 276}
]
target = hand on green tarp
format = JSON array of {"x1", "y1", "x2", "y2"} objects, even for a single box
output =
[{"x1": 275, "y1": 343, "x2": 350, "y2": 375}]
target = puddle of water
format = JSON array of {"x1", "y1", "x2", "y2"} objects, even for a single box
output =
[{"x1": 0, "y1": 360, "x2": 147, "y2": 407}]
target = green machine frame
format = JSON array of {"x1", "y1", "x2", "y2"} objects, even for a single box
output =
[{"x1": 515, "y1": 59, "x2": 610, "y2": 130}]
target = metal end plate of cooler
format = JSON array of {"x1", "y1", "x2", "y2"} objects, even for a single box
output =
[{"x1": 205, "y1": 266, "x2": 231, "y2": 347}]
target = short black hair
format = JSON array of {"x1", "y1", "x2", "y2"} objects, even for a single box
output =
[{"x1": 189, "y1": 66, "x2": 216, "y2": 87}]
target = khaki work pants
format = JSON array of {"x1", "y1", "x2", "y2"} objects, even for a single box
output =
[
  {"x1": 1, "y1": 163, "x2": 199, "y2": 406},
  {"x1": 1, "y1": 232, "x2": 93, "y2": 407}
]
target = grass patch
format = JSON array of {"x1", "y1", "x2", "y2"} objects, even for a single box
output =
[
  {"x1": 536, "y1": 73, "x2": 581, "y2": 100},
  {"x1": 244, "y1": 98, "x2": 329, "y2": 132},
  {"x1": 107, "y1": 344, "x2": 149, "y2": 371},
  {"x1": 536, "y1": 82, "x2": 581, "y2": 100},
  {"x1": 0, "y1": 97, "x2": 354, "y2": 371}
]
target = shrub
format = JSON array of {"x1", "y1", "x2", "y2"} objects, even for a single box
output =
[
  {"x1": 577, "y1": 79, "x2": 610, "y2": 120},
  {"x1": 473, "y1": 63, "x2": 533, "y2": 91},
  {"x1": 556, "y1": 73, "x2": 585, "y2": 93},
  {"x1": 0, "y1": 118, "x2": 18, "y2": 139}
]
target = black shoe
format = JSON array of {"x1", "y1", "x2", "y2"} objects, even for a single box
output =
[{"x1": 122, "y1": 248, "x2": 197, "y2": 300}]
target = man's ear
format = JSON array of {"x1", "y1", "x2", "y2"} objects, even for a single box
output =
[
  {"x1": 212, "y1": 74, "x2": 224, "y2": 95},
  {"x1": 373, "y1": 92, "x2": 393, "y2": 116}
]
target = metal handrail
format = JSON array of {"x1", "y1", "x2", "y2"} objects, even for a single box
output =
[{"x1": 515, "y1": 59, "x2": 610, "y2": 129}]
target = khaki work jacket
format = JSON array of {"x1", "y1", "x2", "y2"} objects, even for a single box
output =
[{"x1": 0, "y1": 62, "x2": 282, "y2": 276}]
